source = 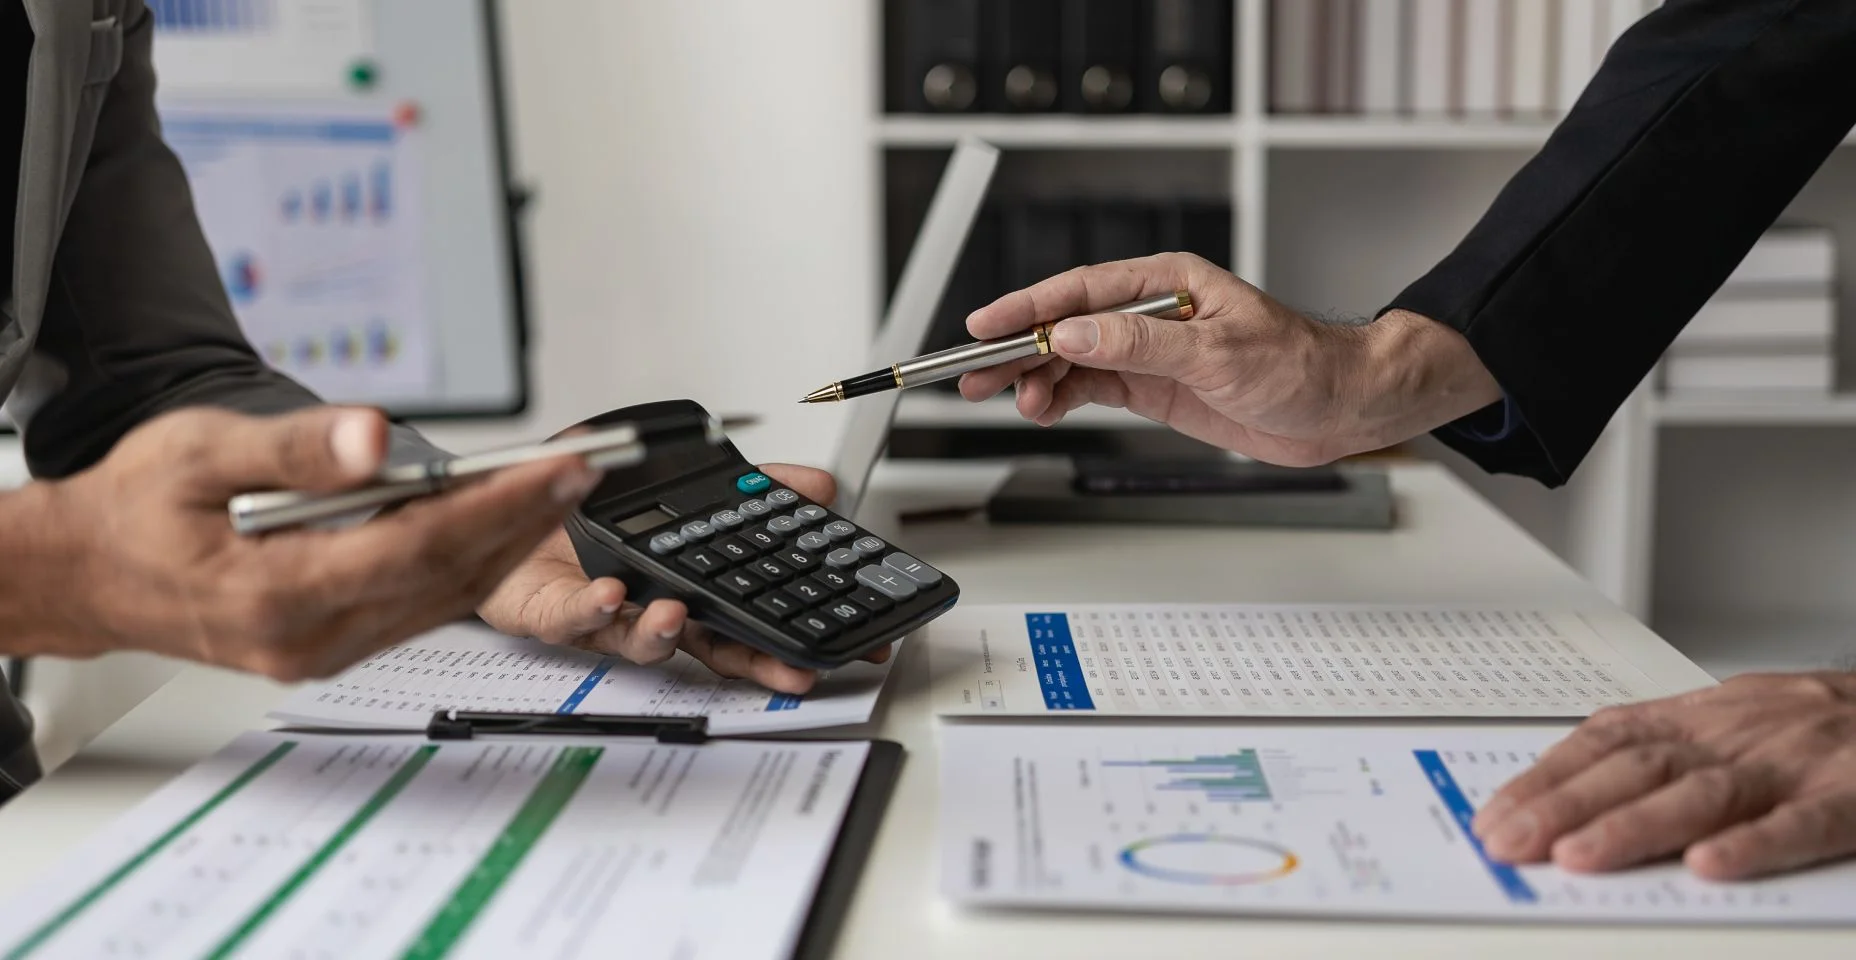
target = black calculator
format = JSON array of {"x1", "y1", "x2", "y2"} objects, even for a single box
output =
[{"x1": 564, "y1": 399, "x2": 960, "y2": 670}]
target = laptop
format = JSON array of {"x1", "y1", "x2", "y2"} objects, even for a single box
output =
[{"x1": 829, "y1": 138, "x2": 999, "y2": 520}]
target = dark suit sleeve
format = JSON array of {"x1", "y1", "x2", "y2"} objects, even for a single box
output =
[
  {"x1": 20, "y1": 0, "x2": 438, "y2": 478},
  {"x1": 1383, "y1": 0, "x2": 1856, "y2": 487}
]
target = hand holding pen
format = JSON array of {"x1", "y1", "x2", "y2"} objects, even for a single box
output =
[{"x1": 802, "y1": 290, "x2": 1193, "y2": 403}]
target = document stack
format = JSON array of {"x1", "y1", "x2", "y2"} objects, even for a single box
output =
[
  {"x1": 1662, "y1": 228, "x2": 1840, "y2": 397},
  {"x1": 1270, "y1": 0, "x2": 1659, "y2": 117}
]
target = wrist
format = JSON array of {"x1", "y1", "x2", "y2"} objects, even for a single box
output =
[
  {"x1": 1352, "y1": 309, "x2": 1504, "y2": 447},
  {"x1": 0, "y1": 481, "x2": 109, "y2": 658}
]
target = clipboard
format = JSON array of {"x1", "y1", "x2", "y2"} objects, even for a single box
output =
[{"x1": 414, "y1": 710, "x2": 905, "y2": 960}]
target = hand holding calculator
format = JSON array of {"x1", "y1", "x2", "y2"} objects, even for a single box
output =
[{"x1": 565, "y1": 400, "x2": 961, "y2": 669}]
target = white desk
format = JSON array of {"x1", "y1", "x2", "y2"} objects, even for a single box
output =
[{"x1": 0, "y1": 461, "x2": 1844, "y2": 960}]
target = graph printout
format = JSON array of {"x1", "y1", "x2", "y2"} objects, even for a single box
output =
[
  {"x1": 0, "y1": 733, "x2": 867, "y2": 959},
  {"x1": 928, "y1": 604, "x2": 1669, "y2": 718},
  {"x1": 150, "y1": 0, "x2": 375, "y2": 92},
  {"x1": 937, "y1": 723, "x2": 1856, "y2": 923},
  {"x1": 161, "y1": 99, "x2": 435, "y2": 405},
  {"x1": 268, "y1": 622, "x2": 894, "y2": 735}
]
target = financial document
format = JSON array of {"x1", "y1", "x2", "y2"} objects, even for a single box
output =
[
  {"x1": 938, "y1": 723, "x2": 1856, "y2": 923},
  {"x1": 928, "y1": 604, "x2": 1667, "y2": 718},
  {"x1": 151, "y1": 0, "x2": 375, "y2": 93},
  {"x1": 269, "y1": 623, "x2": 893, "y2": 734},
  {"x1": 0, "y1": 732, "x2": 869, "y2": 959}
]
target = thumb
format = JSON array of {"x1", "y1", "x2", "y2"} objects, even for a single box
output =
[
  {"x1": 1047, "y1": 311, "x2": 1201, "y2": 377},
  {"x1": 185, "y1": 406, "x2": 389, "y2": 496}
]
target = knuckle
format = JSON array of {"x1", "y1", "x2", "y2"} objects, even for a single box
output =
[{"x1": 1685, "y1": 765, "x2": 1745, "y2": 807}]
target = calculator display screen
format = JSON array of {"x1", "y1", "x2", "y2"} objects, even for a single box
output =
[{"x1": 615, "y1": 507, "x2": 676, "y2": 535}]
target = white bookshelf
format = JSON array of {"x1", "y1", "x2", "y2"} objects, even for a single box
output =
[{"x1": 876, "y1": 0, "x2": 1856, "y2": 674}]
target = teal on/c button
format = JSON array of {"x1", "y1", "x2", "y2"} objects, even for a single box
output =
[{"x1": 736, "y1": 472, "x2": 772, "y2": 495}]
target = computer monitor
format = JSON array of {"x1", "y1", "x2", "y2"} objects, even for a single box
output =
[{"x1": 830, "y1": 138, "x2": 999, "y2": 520}]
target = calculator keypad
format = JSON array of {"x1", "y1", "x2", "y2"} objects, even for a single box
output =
[{"x1": 627, "y1": 480, "x2": 953, "y2": 661}]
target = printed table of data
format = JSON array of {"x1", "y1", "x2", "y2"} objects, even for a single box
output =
[
  {"x1": 269, "y1": 623, "x2": 890, "y2": 734},
  {"x1": 929, "y1": 604, "x2": 1669, "y2": 718}
]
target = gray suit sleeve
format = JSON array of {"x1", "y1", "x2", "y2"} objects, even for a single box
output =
[{"x1": 17, "y1": 0, "x2": 439, "y2": 478}]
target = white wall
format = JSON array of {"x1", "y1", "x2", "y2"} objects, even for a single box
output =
[{"x1": 430, "y1": 0, "x2": 883, "y2": 470}]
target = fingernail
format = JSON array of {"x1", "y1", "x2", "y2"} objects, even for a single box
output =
[
  {"x1": 1555, "y1": 833, "x2": 1597, "y2": 862},
  {"x1": 657, "y1": 629, "x2": 680, "y2": 643},
  {"x1": 1472, "y1": 798, "x2": 1514, "y2": 836},
  {"x1": 551, "y1": 467, "x2": 601, "y2": 505},
  {"x1": 1485, "y1": 812, "x2": 1536, "y2": 856},
  {"x1": 598, "y1": 601, "x2": 620, "y2": 615},
  {"x1": 330, "y1": 411, "x2": 379, "y2": 477},
  {"x1": 1051, "y1": 318, "x2": 1099, "y2": 354}
]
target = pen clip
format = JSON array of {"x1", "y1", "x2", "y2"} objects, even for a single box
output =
[{"x1": 425, "y1": 710, "x2": 711, "y2": 743}]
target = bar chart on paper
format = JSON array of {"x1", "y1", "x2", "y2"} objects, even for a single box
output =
[
  {"x1": 928, "y1": 604, "x2": 1670, "y2": 718},
  {"x1": 938, "y1": 723, "x2": 1856, "y2": 923},
  {"x1": 267, "y1": 623, "x2": 893, "y2": 734},
  {"x1": 150, "y1": 0, "x2": 375, "y2": 92},
  {"x1": 0, "y1": 733, "x2": 868, "y2": 959}
]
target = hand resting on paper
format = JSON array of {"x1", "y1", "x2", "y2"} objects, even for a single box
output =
[
  {"x1": 477, "y1": 463, "x2": 892, "y2": 696},
  {"x1": 1473, "y1": 672, "x2": 1856, "y2": 880}
]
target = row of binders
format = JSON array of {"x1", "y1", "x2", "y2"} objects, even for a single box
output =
[
  {"x1": 1662, "y1": 227, "x2": 1842, "y2": 396},
  {"x1": 1271, "y1": 0, "x2": 1662, "y2": 117},
  {"x1": 885, "y1": 0, "x2": 1233, "y2": 115},
  {"x1": 912, "y1": 198, "x2": 1233, "y2": 368}
]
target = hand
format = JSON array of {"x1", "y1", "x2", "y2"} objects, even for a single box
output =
[
  {"x1": 22, "y1": 406, "x2": 600, "y2": 680},
  {"x1": 958, "y1": 252, "x2": 1502, "y2": 465},
  {"x1": 1472, "y1": 672, "x2": 1856, "y2": 880},
  {"x1": 477, "y1": 463, "x2": 892, "y2": 695}
]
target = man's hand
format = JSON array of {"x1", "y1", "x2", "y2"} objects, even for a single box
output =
[
  {"x1": 478, "y1": 463, "x2": 892, "y2": 696},
  {"x1": 1472, "y1": 672, "x2": 1856, "y2": 880},
  {"x1": 959, "y1": 252, "x2": 1503, "y2": 465},
  {"x1": 10, "y1": 406, "x2": 600, "y2": 681}
]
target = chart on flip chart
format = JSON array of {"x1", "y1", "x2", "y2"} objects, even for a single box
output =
[
  {"x1": 938, "y1": 723, "x2": 1856, "y2": 923},
  {"x1": 0, "y1": 733, "x2": 869, "y2": 959},
  {"x1": 928, "y1": 604, "x2": 1670, "y2": 718},
  {"x1": 268, "y1": 623, "x2": 894, "y2": 734}
]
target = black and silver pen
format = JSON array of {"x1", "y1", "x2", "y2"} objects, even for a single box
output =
[{"x1": 799, "y1": 290, "x2": 1194, "y2": 403}]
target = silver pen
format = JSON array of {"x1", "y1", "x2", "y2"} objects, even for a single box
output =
[{"x1": 799, "y1": 290, "x2": 1195, "y2": 403}]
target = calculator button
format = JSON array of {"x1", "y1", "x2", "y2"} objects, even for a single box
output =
[
  {"x1": 676, "y1": 548, "x2": 727, "y2": 577},
  {"x1": 753, "y1": 592, "x2": 803, "y2": 620},
  {"x1": 740, "y1": 529, "x2": 780, "y2": 552},
  {"x1": 785, "y1": 580, "x2": 831, "y2": 605},
  {"x1": 813, "y1": 570, "x2": 856, "y2": 594},
  {"x1": 679, "y1": 520, "x2": 715, "y2": 542},
  {"x1": 750, "y1": 558, "x2": 794, "y2": 584},
  {"x1": 796, "y1": 531, "x2": 831, "y2": 552},
  {"x1": 823, "y1": 520, "x2": 858, "y2": 541},
  {"x1": 737, "y1": 499, "x2": 771, "y2": 518},
  {"x1": 648, "y1": 532, "x2": 685, "y2": 555},
  {"x1": 711, "y1": 536, "x2": 754, "y2": 564},
  {"x1": 822, "y1": 599, "x2": 870, "y2": 628},
  {"x1": 855, "y1": 565, "x2": 918, "y2": 600},
  {"x1": 709, "y1": 509, "x2": 745, "y2": 531},
  {"x1": 848, "y1": 587, "x2": 895, "y2": 613},
  {"x1": 715, "y1": 569, "x2": 766, "y2": 599},
  {"x1": 790, "y1": 613, "x2": 840, "y2": 642},
  {"x1": 777, "y1": 549, "x2": 818, "y2": 572},
  {"x1": 852, "y1": 535, "x2": 886, "y2": 557},
  {"x1": 766, "y1": 488, "x2": 801, "y2": 507},
  {"x1": 736, "y1": 473, "x2": 772, "y2": 495},
  {"x1": 882, "y1": 552, "x2": 943, "y2": 586},
  {"x1": 794, "y1": 504, "x2": 829, "y2": 525},
  {"x1": 825, "y1": 548, "x2": 860, "y2": 569},
  {"x1": 766, "y1": 516, "x2": 803, "y2": 536}
]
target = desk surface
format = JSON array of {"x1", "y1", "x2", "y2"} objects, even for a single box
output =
[{"x1": 0, "y1": 461, "x2": 1843, "y2": 959}]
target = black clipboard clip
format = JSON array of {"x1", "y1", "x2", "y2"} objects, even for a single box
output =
[{"x1": 425, "y1": 710, "x2": 710, "y2": 743}]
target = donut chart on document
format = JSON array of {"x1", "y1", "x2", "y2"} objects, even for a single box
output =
[{"x1": 1118, "y1": 834, "x2": 1299, "y2": 886}]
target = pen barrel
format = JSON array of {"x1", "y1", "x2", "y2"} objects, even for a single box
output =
[{"x1": 894, "y1": 332, "x2": 1043, "y2": 388}]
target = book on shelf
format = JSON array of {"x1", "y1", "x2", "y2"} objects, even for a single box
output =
[
  {"x1": 1663, "y1": 227, "x2": 1839, "y2": 395},
  {"x1": 1673, "y1": 297, "x2": 1835, "y2": 350},
  {"x1": 1271, "y1": 0, "x2": 1660, "y2": 118}
]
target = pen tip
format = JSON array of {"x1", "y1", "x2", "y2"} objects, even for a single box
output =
[{"x1": 799, "y1": 385, "x2": 841, "y2": 404}]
